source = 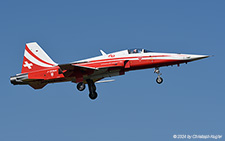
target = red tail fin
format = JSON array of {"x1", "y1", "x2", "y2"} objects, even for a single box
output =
[{"x1": 21, "y1": 42, "x2": 57, "y2": 73}]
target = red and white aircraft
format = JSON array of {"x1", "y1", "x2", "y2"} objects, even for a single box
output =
[{"x1": 10, "y1": 42, "x2": 209, "y2": 99}]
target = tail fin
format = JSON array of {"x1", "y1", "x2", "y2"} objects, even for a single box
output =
[{"x1": 21, "y1": 42, "x2": 57, "y2": 73}]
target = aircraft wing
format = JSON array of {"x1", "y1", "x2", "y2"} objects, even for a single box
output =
[
  {"x1": 58, "y1": 60, "x2": 125, "y2": 71},
  {"x1": 58, "y1": 63, "x2": 97, "y2": 71}
]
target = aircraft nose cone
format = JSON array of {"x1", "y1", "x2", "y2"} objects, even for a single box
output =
[{"x1": 185, "y1": 54, "x2": 210, "y2": 61}]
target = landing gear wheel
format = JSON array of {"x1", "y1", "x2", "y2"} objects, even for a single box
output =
[
  {"x1": 89, "y1": 92, "x2": 98, "y2": 100},
  {"x1": 77, "y1": 82, "x2": 86, "y2": 91},
  {"x1": 86, "y1": 79, "x2": 98, "y2": 100},
  {"x1": 156, "y1": 77, "x2": 163, "y2": 84}
]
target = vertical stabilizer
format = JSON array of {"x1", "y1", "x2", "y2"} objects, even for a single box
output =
[{"x1": 21, "y1": 42, "x2": 57, "y2": 73}]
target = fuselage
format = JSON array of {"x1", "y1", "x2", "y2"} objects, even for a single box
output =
[
  {"x1": 77, "y1": 49, "x2": 208, "y2": 70},
  {"x1": 10, "y1": 42, "x2": 210, "y2": 100},
  {"x1": 10, "y1": 47, "x2": 209, "y2": 89}
]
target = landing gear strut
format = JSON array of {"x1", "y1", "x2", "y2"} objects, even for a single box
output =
[
  {"x1": 86, "y1": 79, "x2": 98, "y2": 100},
  {"x1": 154, "y1": 67, "x2": 163, "y2": 84},
  {"x1": 77, "y1": 82, "x2": 86, "y2": 91}
]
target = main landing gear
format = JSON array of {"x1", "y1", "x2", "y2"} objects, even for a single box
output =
[
  {"x1": 77, "y1": 82, "x2": 86, "y2": 91},
  {"x1": 86, "y1": 79, "x2": 97, "y2": 100},
  {"x1": 76, "y1": 80, "x2": 98, "y2": 100},
  {"x1": 154, "y1": 67, "x2": 163, "y2": 84}
]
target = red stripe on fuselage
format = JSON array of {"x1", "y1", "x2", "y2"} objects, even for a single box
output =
[
  {"x1": 75, "y1": 55, "x2": 174, "y2": 66},
  {"x1": 82, "y1": 55, "x2": 173, "y2": 64},
  {"x1": 125, "y1": 59, "x2": 188, "y2": 71},
  {"x1": 25, "y1": 45, "x2": 55, "y2": 66},
  {"x1": 73, "y1": 55, "x2": 184, "y2": 69}
]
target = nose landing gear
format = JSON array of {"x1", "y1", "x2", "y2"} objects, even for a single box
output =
[
  {"x1": 154, "y1": 67, "x2": 163, "y2": 84},
  {"x1": 156, "y1": 76, "x2": 163, "y2": 84}
]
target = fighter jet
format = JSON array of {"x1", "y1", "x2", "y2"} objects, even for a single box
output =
[{"x1": 10, "y1": 42, "x2": 209, "y2": 100}]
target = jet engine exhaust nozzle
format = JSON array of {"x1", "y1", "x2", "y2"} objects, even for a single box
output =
[{"x1": 10, "y1": 73, "x2": 28, "y2": 85}]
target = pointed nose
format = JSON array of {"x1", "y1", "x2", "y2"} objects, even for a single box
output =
[{"x1": 185, "y1": 54, "x2": 210, "y2": 61}]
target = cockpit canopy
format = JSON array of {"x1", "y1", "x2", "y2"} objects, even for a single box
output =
[{"x1": 128, "y1": 48, "x2": 152, "y2": 54}]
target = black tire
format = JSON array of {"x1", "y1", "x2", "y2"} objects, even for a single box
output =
[
  {"x1": 156, "y1": 77, "x2": 163, "y2": 84},
  {"x1": 93, "y1": 85, "x2": 96, "y2": 91},
  {"x1": 89, "y1": 92, "x2": 98, "y2": 100},
  {"x1": 77, "y1": 82, "x2": 86, "y2": 91}
]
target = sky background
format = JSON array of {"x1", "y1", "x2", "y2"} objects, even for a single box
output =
[{"x1": 0, "y1": 0, "x2": 224, "y2": 140}]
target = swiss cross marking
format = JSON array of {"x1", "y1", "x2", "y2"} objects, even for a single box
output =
[{"x1": 24, "y1": 61, "x2": 33, "y2": 69}]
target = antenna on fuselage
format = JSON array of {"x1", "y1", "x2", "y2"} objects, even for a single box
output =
[{"x1": 100, "y1": 50, "x2": 107, "y2": 56}]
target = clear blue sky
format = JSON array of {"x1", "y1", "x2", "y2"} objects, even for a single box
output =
[{"x1": 1, "y1": 0, "x2": 224, "y2": 140}]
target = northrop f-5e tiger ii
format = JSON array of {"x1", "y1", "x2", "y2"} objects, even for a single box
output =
[{"x1": 10, "y1": 42, "x2": 209, "y2": 100}]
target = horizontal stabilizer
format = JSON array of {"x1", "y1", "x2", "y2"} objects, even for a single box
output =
[{"x1": 28, "y1": 81, "x2": 47, "y2": 89}]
